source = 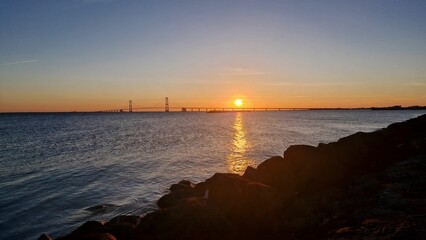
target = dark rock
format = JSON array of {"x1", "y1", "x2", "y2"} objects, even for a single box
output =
[
  {"x1": 329, "y1": 131, "x2": 390, "y2": 169},
  {"x1": 75, "y1": 233, "x2": 117, "y2": 240},
  {"x1": 57, "y1": 233, "x2": 117, "y2": 240},
  {"x1": 169, "y1": 180, "x2": 195, "y2": 192},
  {"x1": 178, "y1": 180, "x2": 194, "y2": 187},
  {"x1": 253, "y1": 131, "x2": 393, "y2": 196},
  {"x1": 335, "y1": 226, "x2": 357, "y2": 234},
  {"x1": 248, "y1": 156, "x2": 287, "y2": 188},
  {"x1": 254, "y1": 148, "x2": 344, "y2": 195},
  {"x1": 105, "y1": 215, "x2": 141, "y2": 240},
  {"x1": 386, "y1": 116, "x2": 425, "y2": 146},
  {"x1": 169, "y1": 183, "x2": 192, "y2": 192},
  {"x1": 284, "y1": 144, "x2": 318, "y2": 160},
  {"x1": 157, "y1": 189, "x2": 196, "y2": 209},
  {"x1": 202, "y1": 173, "x2": 282, "y2": 231},
  {"x1": 71, "y1": 221, "x2": 105, "y2": 235},
  {"x1": 107, "y1": 215, "x2": 141, "y2": 226},
  {"x1": 242, "y1": 166, "x2": 258, "y2": 181},
  {"x1": 256, "y1": 156, "x2": 285, "y2": 175},
  {"x1": 137, "y1": 197, "x2": 232, "y2": 240},
  {"x1": 56, "y1": 220, "x2": 119, "y2": 240},
  {"x1": 37, "y1": 233, "x2": 53, "y2": 240},
  {"x1": 193, "y1": 181, "x2": 209, "y2": 197}
]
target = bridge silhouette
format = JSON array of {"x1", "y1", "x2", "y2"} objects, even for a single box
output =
[{"x1": 99, "y1": 97, "x2": 310, "y2": 113}]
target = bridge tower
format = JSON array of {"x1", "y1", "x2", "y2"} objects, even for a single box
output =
[
  {"x1": 129, "y1": 100, "x2": 133, "y2": 112},
  {"x1": 165, "y1": 97, "x2": 169, "y2": 112}
]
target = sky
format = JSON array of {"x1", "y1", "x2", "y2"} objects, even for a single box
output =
[{"x1": 0, "y1": 0, "x2": 425, "y2": 112}]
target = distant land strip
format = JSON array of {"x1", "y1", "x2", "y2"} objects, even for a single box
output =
[{"x1": 1, "y1": 105, "x2": 425, "y2": 114}]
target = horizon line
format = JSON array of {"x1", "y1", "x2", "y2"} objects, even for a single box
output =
[{"x1": 1, "y1": 105, "x2": 426, "y2": 114}]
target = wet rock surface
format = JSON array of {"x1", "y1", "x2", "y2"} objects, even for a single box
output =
[{"x1": 39, "y1": 114, "x2": 426, "y2": 240}]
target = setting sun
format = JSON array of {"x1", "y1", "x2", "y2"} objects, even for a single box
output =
[{"x1": 234, "y1": 99, "x2": 243, "y2": 107}]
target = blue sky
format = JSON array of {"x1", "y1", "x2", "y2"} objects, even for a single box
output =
[{"x1": 1, "y1": 0, "x2": 425, "y2": 111}]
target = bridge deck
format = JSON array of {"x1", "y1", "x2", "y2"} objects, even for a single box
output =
[{"x1": 100, "y1": 107, "x2": 310, "y2": 113}]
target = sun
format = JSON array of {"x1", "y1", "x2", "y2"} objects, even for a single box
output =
[{"x1": 234, "y1": 99, "x2": 243, "y2": 107}]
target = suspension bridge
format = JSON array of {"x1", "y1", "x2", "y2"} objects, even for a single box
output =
[{"x1": 99, "y1": 97, "x2": 309, "y2": 113}]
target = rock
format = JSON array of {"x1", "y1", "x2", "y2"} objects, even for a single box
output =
[
  {"x1": 202, "y1": 173, "x2": 282, "y2": 231},
  {"x1": 83, "y1": 233, "x2": 117, "y2": 240},
  {"x1": 283, "y1": 144, "x2": 318, "y2": 160},
  {"x1": 57, "y1": 233, "x2": 117, "y2": 240},
  {"x1": 161, "y1": 180, "x2": 199, "y2": 208},
  {"x1": 254, "y1": 147, "x2": 344, "y2": 195},
  {"x1": 169, "y1": 180, "x2": 196, "y2": 192},
  {"x1": 177, "y1": 180, "x2": 194, "y2": 187},
  {"x1": 169, "y1": 183, "x2": 190, "y2": 192},
  {"x1": 247, "y1": 156, "x2": 287, "y2": 188},
  {"x1": 361, "y1": 218, "x2": 382, "y2": 226},
  {"x1": 157, "y1": 189, "x2": 196, "y2": 209},
  {"x1": 242, "y1": 166, "x2": 258, "y2": 181},
  {"x1": 105, "y1": 215, "x2": 141, "y2": 240},
  {"x1": 386, "y1": 117, "x2": 424, "y2": 145},
  {"x1": 137, "y1": 197, "x2": 232, "y2": 240},
  {"x1": 253, "y1": 131, "x2": 395, "y2": 196},
  {"x1": 256, "y1": 156, "x2": 285, "y2": 176},
  {"x1": 56, "y1": 221, "x2": 113, "y2": 240},
  {"x1": 335, "y1": 226, "x2": 356, "y2": 234},
  {"x1": 72, "y1": 221, "x2": 105, "y2": 235},
  {"x1": 37, "y1": 233, "x2": 53, "y2": 240},
  {"x1": 331, "y1": 131, "x2": 390, "y2": 169},
  {"x1": 193, "y1": 181, "x2": 209, "y2": 196},
  {"x1": 107, "y1": 215, "x2": 141, "y2": 226}
]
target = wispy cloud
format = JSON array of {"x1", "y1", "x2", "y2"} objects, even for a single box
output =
[
  {"x1": 227, "y1": 67, "x2": 268, "y2": 75},
  {"x1": 1, "y1": 60, "x2": 37, "y2": 66},
  {"x1": 260, "y1": 81, "x2": 363, "y2": 87}
]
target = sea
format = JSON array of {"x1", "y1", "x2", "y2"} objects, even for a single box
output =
[{"x1": 0, "y1": 110, "x2": 425, "y2": 240}]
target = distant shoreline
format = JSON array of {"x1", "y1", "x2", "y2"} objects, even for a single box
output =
[{"x1": 1, "y1": 105, "x2": 425, "y2": 114}]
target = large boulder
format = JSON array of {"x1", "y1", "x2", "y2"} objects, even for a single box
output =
[
  {"x1": 104, "y1": 215, "x2": 141, "y2": 240},
  {"x1": 169, "y1": 180, "x2": 195, "y2": 192},
  {"x1": 385, "y1": 114, "x2": 426, "y2": 146},
  {"x1": 249, "y1": 147, "x2": 344, "y2": 195},
  {"x1": 244, "y1": 156, "x2": 289, "y2": 189},
  {"x1": 201, "y1": 173, "x2": 282, "y2": 232},
  {"x1": 57, "y1": 232, "x2": 116, "y2": 240},
  {"x1": 56, "y1": 221, "x2": 117, "y2": 240},
  {"x1": 37, "y1": 233, "x2": 53, "y2": 240},
  {"x1": 71, "y1": 221, "x2": 105, "y2": 234},
  {"x1": 158, "y1": 180, "x2": 199, "y2": 209},
  {"x1": 137, "y1": 197, "x2": 232, "y2": 240},
  {"x1": 324, "y1": 131, "x2": 390, "y2": 170},
  {"x1": 157, "y1": 189, "x2": 196, "y2": 209},
  {"x1": 250, "y1": 131, "x2": 393, "y2": 196}
]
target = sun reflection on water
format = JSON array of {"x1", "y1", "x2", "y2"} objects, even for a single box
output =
[{"x1": 227, "y1": 112, "x2": 253, "y2": 175}]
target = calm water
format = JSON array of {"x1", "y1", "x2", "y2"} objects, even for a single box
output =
[{"x1": 0, "y1": 110, "x2": 425, "y2": 239}]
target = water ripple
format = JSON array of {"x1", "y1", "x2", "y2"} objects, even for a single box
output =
[{"x1": 0, "y1": 111, "x2": 425, "y2": 239}]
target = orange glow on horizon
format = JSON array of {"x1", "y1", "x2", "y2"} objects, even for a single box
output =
[
  {"x1": 0, "y1": 92, "x2": 425, "y2": 112},
  {"x1": 234, "y1": 99, "x2": 243, "y2": 107}
]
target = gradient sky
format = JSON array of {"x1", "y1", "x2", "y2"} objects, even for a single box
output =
[{"x1": 1, "y1": 0, "x2": 425, "y2": 112}]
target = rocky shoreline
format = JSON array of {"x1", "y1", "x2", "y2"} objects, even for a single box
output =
[{"x1": 39, "y1": 114, "x2": 426, "y2": 240}]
